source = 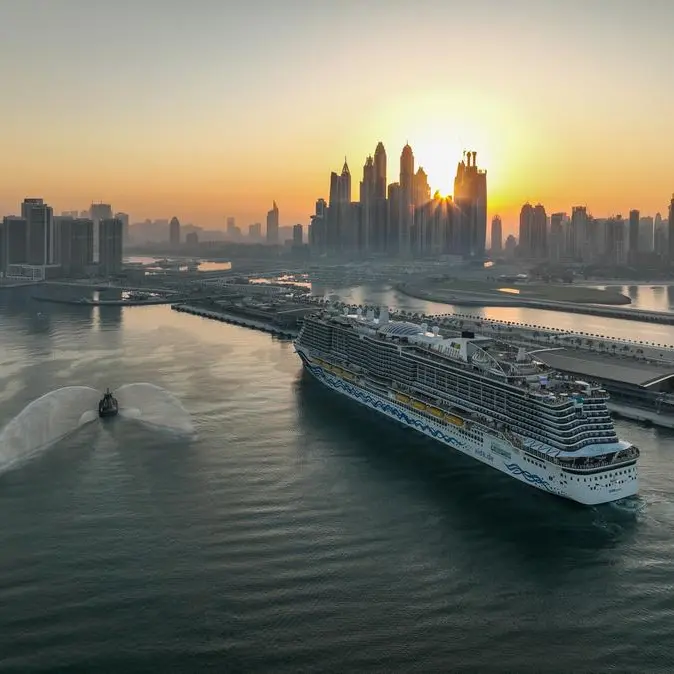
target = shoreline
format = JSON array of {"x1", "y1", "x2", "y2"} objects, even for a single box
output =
[{"x1": 395, "y1": 283, "x2": 674, "y2": 324}]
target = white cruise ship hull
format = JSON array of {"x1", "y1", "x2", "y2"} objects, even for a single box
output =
[{"x1": 296, "y1": 349, "x2": 638, "y2": 506}]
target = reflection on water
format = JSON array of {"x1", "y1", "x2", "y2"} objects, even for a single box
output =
[
  {"x1": 125, "y1": 255, "x2": 231, "y2": 272},
  {"x1": 1, "y1": 300, "x2": 674, "y2": 671},
  {"x1": 591, "y1": 284, "x2": 674, "y2": 312},
  {"x1": 312, "y1": 283, "x2": 674, "y2": 346}
]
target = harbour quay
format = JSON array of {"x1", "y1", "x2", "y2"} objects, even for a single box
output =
[
  {"x1": 529, "y1": 347, "x2": 674, "y2": 426},
  {"x1": 172, "y1": 296, "x2": 313, "y2": 338}
]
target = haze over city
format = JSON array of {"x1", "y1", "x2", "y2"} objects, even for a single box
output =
[{"x1": 1, "y1": 0, "x2": 673, "y2": 233}]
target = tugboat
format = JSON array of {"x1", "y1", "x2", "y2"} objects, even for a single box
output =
[{"x1": 98, "y1": 388, "x2": 119, "y2": 418}]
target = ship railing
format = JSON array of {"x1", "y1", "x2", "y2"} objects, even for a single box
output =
[{"x1": 558, "y1": 457, "x2": 637, "y2": 472}]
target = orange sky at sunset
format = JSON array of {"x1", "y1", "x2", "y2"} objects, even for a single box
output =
[{"x1": 1, "y1": 1, "x2": 673, "y2": 236}]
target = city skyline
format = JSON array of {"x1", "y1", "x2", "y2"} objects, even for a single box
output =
[{"x1": 1, "y1": 1, "x2": 674, "y2": 232}]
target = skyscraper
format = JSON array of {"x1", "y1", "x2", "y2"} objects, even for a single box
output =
[
  {"x1": 22, "y1": 198, "x2": 54, "y2": 266},
  {"x1": 115, "y1": 212, "x2": 129, "y2": 246},
  {"x1": 169, "y1": 216, "x2": 181, "y2": 246},
  {"x1": 606, "y1": 216, "x2": 627, "y2": 265},
  {"x1": 385, "y1": 182, "x2": 400, "y2": 254},
  {"x1": 292, "y1": 224, "x2": 303, "y2": 246},
  {"x1": 308, "y1": 199, "x2": 328, "y2": 252},
  {"x1": 99, "y1": 217, "x2": 123, "y2": 276},
  {"x1": 491, "y1": 215, "x2": 502, "y2": 253},
  {"x1": 571, "y1": 206, "x2": 588, "y2": 260},
  {"x1": 248, "y1": 222, "x2": 262, "y2": 240},
  {"x1": 266, "y1": 201, "x2": 279, "y2": 244},
  {"x1": 72, "y1": 218, "x2": 94, "y2": 274},
  {"x1": 411, "y1": 167, "x2": 431, "y2": 254},
  {"x1": 519, "y1": 203, "x2": 533, "y2": 256},
  {"x1": 54, "y1": 216, "x2": 93, "y2": 277},
  {"x1": 669, "y1": 196, "x2": 674, "y2": 261},
  {"x1": 90, "y1": 203, "x2": 113, "y2": 262},
  {"x1": 549, "y1": 213, "x2": 566, "y2": 260},
  {"x1": 398, "y1": 144, "x2": 415, "y2": 255},
  {"x1": 54, "y1": 216, "x2": 74, "y2": 274},
  {"x1": 628, "y1": 209, "x2": 640, "y2": 258},
  {"x1": 371, "y1": 142, "x2": 388, "y2": 253},
  {"x1": 654, "y1": 212, "x2": 666, "y2": 257},
  {"x1": 374, "y1": 142, "x2": 387, "y2": 200},
  {"x1": 325, "y1": 160, "x2": 354, "y2": 251},
  {"x1": 340, "y1": 159, "x2": 351, "y2": 203},
  {"x1": 359, "y1": 155, "x2": 376, "y2": 252},
  {"x1": 453, "y1": 151, "x2": 487, "y2": 258},
  {"x1": 638, "y1": 216, "x2": 654, "y2": 253},
  {"x1": 1, "y1": 216, "x2": 27, "y2": 273},
  {"x1": 532, "y1": 204, "x2": 547, "y2": 258}
]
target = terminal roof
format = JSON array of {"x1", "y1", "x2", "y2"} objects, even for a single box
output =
[{"x1": 530, "y1": 348, "x2": 674, "y2": 388}]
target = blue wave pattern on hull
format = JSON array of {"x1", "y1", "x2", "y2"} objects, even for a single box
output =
[
  {"x1": 504, "y1": 463, "x2": 551, "y2": 490},
  {"x1": 306, "y1": 363, "x2": 467, "y2": 449}
]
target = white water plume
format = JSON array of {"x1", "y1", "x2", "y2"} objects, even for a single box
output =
[
  {"x1": 116, "y1": 383, "x2": 195, "y2": 436},
  {"x1": 0, "y1": 386, "x2": 100, "y2": 472},
  {"x1": 0, "y1": 383, "x2": 194, "y2": 475}
]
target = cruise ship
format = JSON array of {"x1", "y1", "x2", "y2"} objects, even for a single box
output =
[{"x1": 294, "y1": 307, "x2": 639, "y2": 505}]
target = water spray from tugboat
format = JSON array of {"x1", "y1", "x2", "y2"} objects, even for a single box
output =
[{"x1": 0, "y1": 383, "x2": 195, "y2": 474}]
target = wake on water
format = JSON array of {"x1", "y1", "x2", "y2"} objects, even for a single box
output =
[{"x1": 0, "y1": 383, "x2": 194, "y2": 474}]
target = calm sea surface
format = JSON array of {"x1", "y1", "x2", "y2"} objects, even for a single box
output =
[{"x1": 1, "y1": 288, "x2": 674, "y2": 673}]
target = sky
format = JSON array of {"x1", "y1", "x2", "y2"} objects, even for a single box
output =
[{"x1": 1, "y1": 0, "x2": 673, "y2": 234}]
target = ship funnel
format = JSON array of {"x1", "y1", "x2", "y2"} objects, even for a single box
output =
[
  {"x1": 356, "y1": 307, "x2": 363, "y2": 318},
  {"x1": 366, "y1": 308, "x2": 374, "y2": 321},
  {"x1": 420, "y1": 322, "x2": 428, "y2": 333},
  {"x1": 432, "y1": 326, "x2": 440, "y2": 336},
  {"x1": 379, "y1": 306, "x2": 389, "y2": 325}
]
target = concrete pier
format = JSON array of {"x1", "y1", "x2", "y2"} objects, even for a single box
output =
[{"x1": 172, "y1": 304, "x2": 297, "y2": 338}]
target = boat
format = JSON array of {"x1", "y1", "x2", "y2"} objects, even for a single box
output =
[
  {"x1": 294, "y1": 306, "x2": 639, "y2": 506},
  {"x1": 98, "y1": 389, "x2": 119, "y2": 418}
]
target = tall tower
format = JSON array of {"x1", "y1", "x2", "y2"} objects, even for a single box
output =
[
  {"x1": 99, "y1": 217, "x2": 123, "y2": 276},
  {"x1": 491, "y1": 215, "x2": 502, "y2": 253},
  {"x1": 533, "y1": 204, "x2": 547, "y2": 258},
  {"x1": 374, "y1": 142, "x2": 387, "y2": 200},
  {"x1": 412, "y1": 167, "x2": 431, "y2": 255},
  {"x1": 549, "y1": 213, "x2": 566, "y2": 261},
  {"x1": 571, "y1": 206, "x2": 588, "y2": 261},
  {"x1": 340, "y1": 158, "x2": 351, "y2": 203},
  {"x1": 668, "y1": 195, "x2": 674, "y2": 261},
  {"x1": 373, "y1": 142, "x2": 388, "y2": 252},
  {"x1": 90, "y1": 203, "x2": 113, "y2": 262},
  {"x1": 519, "y1": 203, "x2": 534, "y2": 256},
  {"x1": 359, "y1": 155, "x2": 376, "y2": 252},
  {"x1": 22, "y1": 198, "x2": 54, "y2": 266},
  {"x1": 266, "y1": 201, "x2": 279, "y2": 244},
  {"x1": 115, "y1": 212, "x2": 129, "y2": 247},
  {"x1": 413, "y1": 167, "x2": 430, "y2": 207},
  {"x1": 400, "y1": 143, "x2": 414, "y2": 192},
  {"x1": 169, "y1": 216, "x2": 181, "y2": 246},
  {"x1": 629, "y1": 209, "x2": 639, "y2": 258},
  {"x1": 399, "y1": 144, "x2": 415, "y2": 255},
  {"x1": 453, "y1": 151, "x2": 487, "y2": 258}
]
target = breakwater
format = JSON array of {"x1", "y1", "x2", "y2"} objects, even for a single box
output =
[{"x1": 172, "y1": 304, "x2": 297, "y2": 338}]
